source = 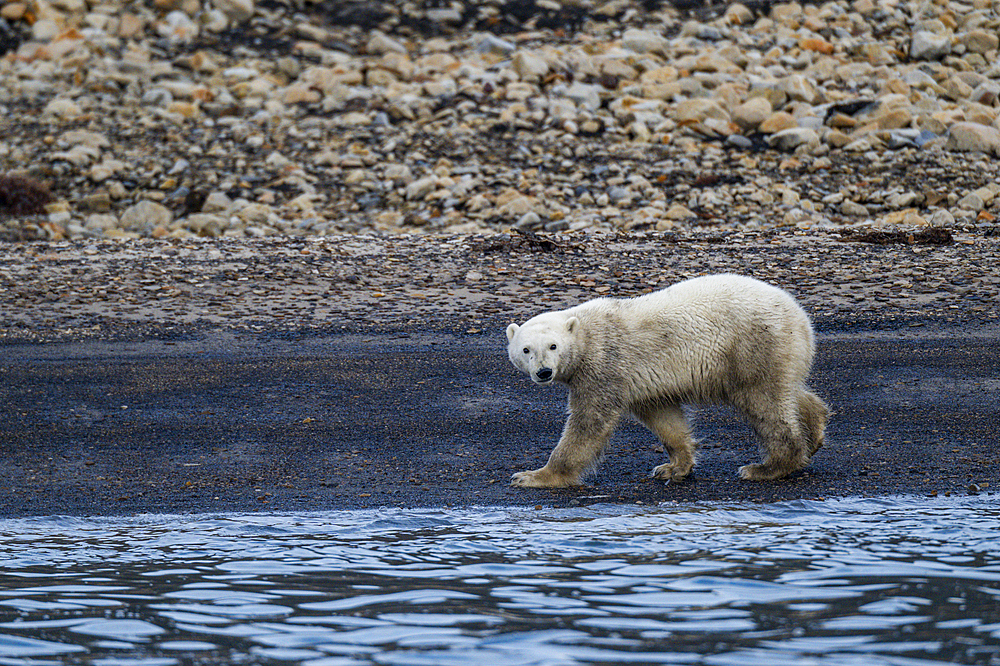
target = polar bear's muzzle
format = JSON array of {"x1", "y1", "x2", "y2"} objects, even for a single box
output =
[{"x1": 534, "y1": 367, "x2": 554, "y2": 383}]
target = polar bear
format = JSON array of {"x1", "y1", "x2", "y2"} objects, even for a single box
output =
[{"x1": 505, "y1": 274, "x2": 828, "y2": 487}]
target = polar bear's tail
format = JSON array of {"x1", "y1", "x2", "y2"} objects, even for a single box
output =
[{"x1": 798, "y1": 389, "x2": 829, "y2": 457}]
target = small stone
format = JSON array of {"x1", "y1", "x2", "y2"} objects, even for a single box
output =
[
  {"x1": 286, "y1": 194, "x2": 318, "y2": 212},
  {"x1": 675, "y1": 98, "x2": 729, "y2": 124},
  {"x1": 885, "y1": 129, "x2": 938, "y2": 149},
  {"x1": 406, "y1": 177, "x2": 437, "y2": 201},
  {"x1": 32, "y1": 19, "x2": 60, "y2": 41},
  {"x1": 79, "y1": 192, "x2": 112, "y2": 212},
  {"x1": 167, "y1": 101, "x2": 199, "y2": 118},
  {"x1": 881, "y1": 209, "x2": 928, "y2": 227},
  {"x1": 384, "y1": 164, "x2": 413, "y2": 184},
  {"x1": 943, "y1": 77, "x2": 973, "y2": 102},
  {"x1": 90, "y1": 160, "x2": 125, "y2": 182},
  {"x1": 841, "y1": 200, "x2": 869, "y2": 217},
  {"x1": 367, "y1": 31, "x2": 406, "y2": 55},
  {"x1": 777, "y1": 75, "x2": 817, "y2": 103},
  {"x1": 211, "y1": 0, "x2": 253, "y2": 22},
  {"x1": 973, "y1": 187, "x2": 996, "y2": 205},
  {"x1": 516, "y1": 211, "x2": 542, "y2": 229},
  {"x1": 929, "y1": 209, "x2": 955, "y2": 226},
  {"x1": 202, "y1": 191, "x2": 233, "y2": 213},
  {"x1": 375, "y1": 211, "x2": 403, "y2": 227},
  {"x1": 639, "y1": 66, "x2": 678, "y2": 85},
  {"x1": 607, "y1": 186, "x2": 629, "y2": 204},
  {"x1": 726, "y1": 135, "x2": 754, "y2": 150},
  {"x1": 1, "y1": 3, "x2": 27, "y2": 20},
  {"x1": 50, "y1": 0, "x2": 85, "y2": 12},
  {"x1": 971, "y1": 83, "x2": 1000, "y2": 107},
  {"x1": 665, "y1": 203, "x2": 697, "y2": 220},
  {"x1": 159, "y1": 10, "x2": 199, "y2": 42},
  {"x1": 723, "y1": 3, "x2": 753, "y2": 25},
  {"x1": 767, "y1": 128, "x2": 820, "y2": 151},
  {"x1": 498, "y1": 196, "x2": 534, "y2": 217},
  {"x1": 85, "y1": 214, "x2": 118, "y2": 232},
  {"x1": 168, "y1": 159, "x2": 190, "y2": 175},
  {"x1": 44, "y1": 99, "x2": 82, "y2": 119},
  {"x1": 118, "y1": 13, "x2": 145, "y2": 38},
  {"x1": 748, "y1": 86, "x2": 788, "y2": 111},
  {"x1": 475, "y1": 34, "x2": 515, "y2": 56},
  {"x1": 283, "y1": 84, "x2": 321, "y2": 105},
  {"x1": 958, "y1": 192, "x2": 985, "y2": 212},
  {"x1": 185, "y1": 213, "x2": 227, "y2": 236},
  {"x1": 799, "y1": 37, "x2": 834, "y2": 55},
  {"x1": 236, "y1": 203, "x2": 272, "y2": 225},
  {"x1": 563, "y1": 83, "x2": 602, "y2": 111},
  {"x1": 759, "y1": 112, "x2": 797, "y2": 134},
  {"x1": 621, "y1": 28, "x2": 668, "y2": 54}
]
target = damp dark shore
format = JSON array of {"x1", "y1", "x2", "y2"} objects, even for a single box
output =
[{"x1": 1, "y1": 233, "x2": 998, "y2": 518}]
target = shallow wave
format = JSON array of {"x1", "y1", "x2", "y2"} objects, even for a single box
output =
[{"x1": 0, "y1": 495, "x2": 998, "y2": 665}]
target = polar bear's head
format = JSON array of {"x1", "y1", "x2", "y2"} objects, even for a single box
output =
[{"x1": 506, "y1": 313, "x2": 579, "y2": 385}]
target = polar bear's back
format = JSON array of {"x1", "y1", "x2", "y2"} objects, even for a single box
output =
[{"x1": 570, "y1": 274, "x2": 814, "y2": 404}]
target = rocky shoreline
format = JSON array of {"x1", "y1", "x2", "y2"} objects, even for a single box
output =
[
  {"x1": 2, "y1": 230, "x2": 999, "y2": 344},
  {"x1": 1, "y1": 0, "x2": 1000, "y2": 241}
]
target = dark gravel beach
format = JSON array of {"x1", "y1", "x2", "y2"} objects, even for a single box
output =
[{"x1": 1, "y1": 233, "x2": 998, "y2": 517}]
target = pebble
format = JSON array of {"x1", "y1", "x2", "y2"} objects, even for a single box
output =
[{"x1": 1, "y1": 0, "x2": 999, "y2": 241}]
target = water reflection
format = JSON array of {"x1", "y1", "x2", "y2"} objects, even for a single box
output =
[{"x1": 0, "y1": 495, "x2": 998, "y2": 665}]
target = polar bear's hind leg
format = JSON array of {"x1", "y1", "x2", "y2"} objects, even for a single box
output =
[
  {"x1": 798, "y1": 389, "x2": 829, "y2": 457},
  {"x1": 734, "y1": 389, "x2": 811, "y2": 481}
]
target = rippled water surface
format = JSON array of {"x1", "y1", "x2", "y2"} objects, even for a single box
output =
[{"x1": 2, "y1": 495, "x2": 1000, "y2": 665}]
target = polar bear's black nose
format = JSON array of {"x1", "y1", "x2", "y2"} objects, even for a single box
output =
[{"x1": 536, "y1": 368, "x2": 553, "y2": 381}]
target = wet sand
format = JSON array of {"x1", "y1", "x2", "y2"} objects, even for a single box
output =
[{"x1": 1, "y1": 327, "x2": 997, "y2": 518}]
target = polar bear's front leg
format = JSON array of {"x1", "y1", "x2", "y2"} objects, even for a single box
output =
[
  {"x1": 510, "y1": 467, "x2": 581, "y2": 487},
  {"x1": 635, "y1": 403, "x2": 697, "y2": 482},
  {"x1": 511, "y1": 394, "x2": 622, "y2": 488}
]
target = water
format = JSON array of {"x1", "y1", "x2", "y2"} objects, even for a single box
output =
[{"x1": 1, "y1": 495, "x2": 999, "y2": 666}]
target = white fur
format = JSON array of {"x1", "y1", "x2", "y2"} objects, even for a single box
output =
[{"x1": 505, "y1": 274, "x2": 829, "y2": 487}]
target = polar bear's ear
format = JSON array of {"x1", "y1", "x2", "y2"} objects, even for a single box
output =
[
  {"x1": 506, "y1": 323, "x2": 519, "y2": 342},
  {"x1": 565, "y1": 316, "x2": 579, "y2": 334}
]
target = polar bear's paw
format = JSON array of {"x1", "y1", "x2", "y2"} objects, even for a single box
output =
[
  {"x1": 511, "y1": 468, "x2": 580, "y2": 488},
  {"x1": 650, "y1": 461, "x2": 693, "y2": 482},
  {"x1": 738, "y1": 463, "x2": 791, "y2": 481}
]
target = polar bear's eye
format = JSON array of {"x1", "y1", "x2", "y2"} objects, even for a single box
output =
[
  {"x1": 549, "y1": 344, "x2": 557, "y2": 350},
  {"x1": 523, "y1": 347, "x2": 530, "y2": 355}
]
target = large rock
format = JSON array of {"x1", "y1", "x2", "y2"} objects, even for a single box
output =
[
  {"x1": 675, "y1": 98, "x2": 729, "y2": 124},
  {"x1": 212, "y1": 0, "x2": 253, "y2": 23},
  {"x1": 910, "y1": 31, "x2": 951, "y2": 60},
  {"x1": 777, "y1": 74, "x2": 817, "y2": 103},
  {"x1": 621, "y1": 28, "x2": 668, "y2": 54},
  {"x1": 563, "y1": 83, "x2": 602, "y2": 111},
  {"x1": 945, "y1": 122, "x2": 1000, "y2": 156},
  {"x1": 732, "y1": 97, "x2": 771, "y2": 131},
  {"x1": 962, "y1": 29, "x2": 999, "y2": 55},
  {"x1": 512, "y1": 52, "x2": 549, "y2": 82},
  {"x1": 759, "y1": 111, "x2": 797, "y2": 133},
  {"x1": 120, "y1": 200, "x2": 172, "y2": 232}
]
